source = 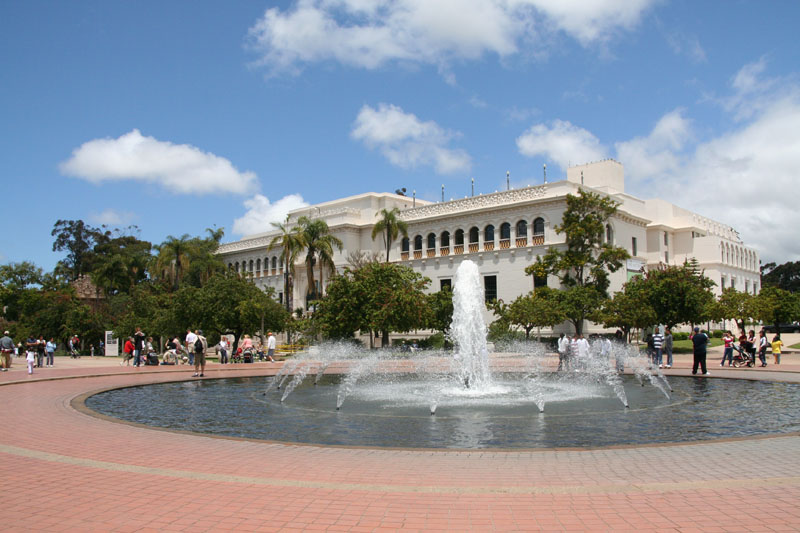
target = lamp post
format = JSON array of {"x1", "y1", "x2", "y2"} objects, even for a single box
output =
[
  {"x1": 471, "y1": 177, "x2": 474, "y2": 197},
  {"x1": 543, "y1": 164, "x2": 547, "y2": 184},
  {"x1": 441, "y1": 184, "x2": 444, "y2": 202},
  {"x1": 506, "y1": 171, "x2": 510, "y2": 191},
  {"x1": 412, "y1": 190, "x2": 416, "y2": 207}
]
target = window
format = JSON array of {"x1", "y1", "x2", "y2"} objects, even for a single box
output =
[
  {"x1": 500, "y1": 222, "x2": 511, "y2": 240},
  {"x1": 440, "y1": 279, "x2": 452, "y2": 291},
  {"x1": 664, "y1": 231, "x2": 669, "y2": 246},
  {"x1": 249, "y1": 260, "x2": 254, "y2": 272},
  {"x1": 455, "y1": 229, "x2": 464, "y2": 245},
  {"x1": 721, "y1": 277, "x2": 726, "y2": 290},
  {"x1": 606, "y1": 224, "x2": 613, "y2": 244},
  {"x1": 631, "y1": 237, "x2": 638, "y2": 257},
  {"x1": 533, "y1": 217, "x2": 544, "y2": 235},
  {"x1": 278, "y1": 292, "x2": 283, "y2": 304},
  {"x1": 484, "y1": 275, "x2": 497, "y2": 302},
  {"x1": 413, "y1": 235, "x2": 423, "y2": 251},
  {"x1": 427, "y1": 233, "x2": 436, "y2": 249},
  {"x1": 440, "y1": 231, "x2": 450, "y2": 247},
  {"x1": 484, "y1": 224, "x2": 495, "y2": 242},
  {"x1": 469, "y1": 226, "x2": 479, "y2": 243},
  {"x1": 516, "y1": 220, "x2": 528, "y2": 237},
  {"x1": 664, "y1": 251, "x2": 669, "y2": 263},
  {"x1": 533, "y1": 272, "x2": 547, "y2": 288},
  {"x1": 731, "y1": 277, "x2": 736, "y2": 289},
  {"x1": 235, "y1": 262, "x2": 239, "y2": 272},
  {"x1": 745, "y1": 280, "x2": 750, "y2": 293},
  {"x1": 401, "y1": 238, "x2": 410, "y2": 252},
  {"x1": 256, "y1": 258, "x2": 261, "y2": 272},
  {"x1": 272, "y1": 257, "x2": 277, "y2": 269}
]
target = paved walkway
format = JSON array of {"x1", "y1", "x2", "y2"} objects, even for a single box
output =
[{"x1": 2, "y1": 351, "x2": 800, "y2": 532}]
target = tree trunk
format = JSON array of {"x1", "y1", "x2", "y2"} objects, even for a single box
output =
[{"x1": 382, "y1": 330, "x2": 389, "y2": 348}]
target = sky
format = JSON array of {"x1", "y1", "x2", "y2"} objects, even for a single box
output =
[{"x1": 2, "y1": 0, "x2": 800, "y2": 271}]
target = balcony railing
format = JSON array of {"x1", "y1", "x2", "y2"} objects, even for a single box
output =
[
  {"x1": 484, "y1": 242, "x2": 495, "y2": 251},
  {"x1": 531, "y1": 234, "x2": 544, "y2": 246},
  {"x1": 271, "y1": 268, "x2": 277, "y2": 276},
  {"x1": 413, "y1": 250, "x2": 422, "y2": 259},
  {"x1": 468, "y1": 243, "x2": 479, "y2": 253},
  {"x1": 516, "y1": 237, "x2": 528, "y2": 247},
  {"x1": 454, "y1": 245, "x2": 464, "y2": 255},
  {"x1": 427, "y1": 249, "x2": 436, "y2": 258},
  {"x1": 401, "y1": 252, "x2": 409, "y2": 260},
  {"x1": 499, "y1": 239, "x2": 511, "y2": 249},
  {"x1": 440, "y1": 247, "x2": 450, "y2": 256}
]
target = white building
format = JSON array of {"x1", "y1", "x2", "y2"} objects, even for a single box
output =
[{"x1": 217, "y1": 160, "x2": 760, "y2": 333}]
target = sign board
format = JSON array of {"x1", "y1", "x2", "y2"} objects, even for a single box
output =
[
  {"x1": 626, "y1": 258, "x2": 645, "y2": 272},
  {"x1": 104, "y1": 331, "x2": 118, "y2": 357}
]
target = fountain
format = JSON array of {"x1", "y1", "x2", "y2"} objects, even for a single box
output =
[{"x1": 85, "y1": 259, "x2": 800, "y2": 448}]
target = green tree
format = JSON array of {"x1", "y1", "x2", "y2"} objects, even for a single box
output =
[
  {"x1": 51, "y1": 220, "x2": 107, "y2": 281},
  {"x1": 751, "y1": 287, "x2": 800, "y2": 332},
  {"x1": 297, "y1": 216, "x2": 343, "y2": 302},
  {"x1": 712, "y1": 287, "x2": 756, "y2": 334},
  {"x1": 761, "y1": 261, "x2": 800, "y2": 293},
  {"x1": 529, "y1": 189, "x2": 629, "y2": 333},
  {"x1": 153, "y1": 234, "x2": 193, "y2": 291},
  {"x1": 505, "y1": 287, "x2": 566, "y2": 341},
  {"x1": 91, "y1": 234, "x2": 152, "y2": 295},
  {"x1": 371, "y1": 208, "x2": 408, "y2": 263},
  {"x1": 601, "y1": 275, "x2": 656, "y2": 342},
  {"x1": 426, "y1": 286, "x2": 454, "y2": 336},
  {"x1": 269, "y1": 217, "x2": 305, "y2": 312},
  {"x1": 644, "y1": 262, "x2": 716, "y2": 329}
]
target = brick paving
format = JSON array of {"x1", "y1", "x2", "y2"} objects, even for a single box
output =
[{"x1": 2, "y1": 351, "x2": 800, "y2": 532}]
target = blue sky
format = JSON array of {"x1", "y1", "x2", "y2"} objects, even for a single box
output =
[{"x1": 2, "y1": 0, "x2": 799, "y2": 271}]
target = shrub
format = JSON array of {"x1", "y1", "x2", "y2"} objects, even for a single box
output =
[
  {"x1": 711, "y1": 329, "x2": 724, "y2": 338},
  {"x1": 673, "y1": 332, "x2": 689, "y2": 341}
]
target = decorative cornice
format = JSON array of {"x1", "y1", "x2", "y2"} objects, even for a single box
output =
[{"x1": 400, "y1": 185, "x2": 549, "y2": 222}]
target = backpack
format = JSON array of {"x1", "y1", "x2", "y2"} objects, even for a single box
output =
[{"x1": 194, "y1": 337, "x2": 204, "y2": 353}]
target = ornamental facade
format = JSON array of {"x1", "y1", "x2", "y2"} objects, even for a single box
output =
[{"x1": 217, "y1": 160, "x2": 760, "y2": 333}]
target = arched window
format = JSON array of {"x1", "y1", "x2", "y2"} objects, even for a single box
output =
[
  {"x1": 256, "y1": 258, "x2": 261, "y2": 272},
  {"x1": 279, "y1": 257, "x2": 284, "y2": 269},
  {"x1": 516, "y1": 220, "x2": 528, "y2": 237},
  {"x1": 500, "y1": 222, "x2": 511, "y2": 240},
  {"x1": 484, "y1": 225, "x2": 494, "y2": 242},
  {"x1": 454, "y1": 229, "x2": 464, "y2": 245},
  {"x1": 401, "y1": 238, "x2": 410, "y2": 252},
  {"x1": 605, "y1": 224, "x2": 613, "y2": 244},
  {"x1": 234, "y1": 262, "x2": 240, "y2": 273},
  {"x1": 533, "y1": 217, "x2": 544, "y2": 235},
  {"x1": 414, "y1": 235, "x2": 423, "y2": 251},
  {"x1": 469, "y1": 226, "x2": 479, "y2": 243},
  {"x1": 440, "y1": 231, "x2": 450, "y2": 247},
  {"x1": 249, "y1": 260, "x2": 254, "y2": 272},
  {"x1": 427, "y1": 233, "x2": 436, "y2": 249},
  {"x1": 272, "y1": 257, "x2": 277, "y2": 269}
]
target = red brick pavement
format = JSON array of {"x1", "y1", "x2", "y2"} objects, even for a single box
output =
[{"x1": 2, "y1": 356, "x2": 800, "y2": 532}]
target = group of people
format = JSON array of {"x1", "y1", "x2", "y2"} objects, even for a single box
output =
[
  {"x1": 0, "y1": 331, "x2": 83, "y2": 374},
  {"x1": 719, "y1": 329, "x2": 784, "y2": 368},
  {"x1": 646, "y1": 328, "x2": 674, "y2": 369},
  {"x1": 556, "y1": 333, "x2": 616, "y2": 372},
  {"x1": 121, "y1": 328, "x2": 278, "y2": 378}
]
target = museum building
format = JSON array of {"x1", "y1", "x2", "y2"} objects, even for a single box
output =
[{"x1": 217, "y1": 159, "x2": 760, "y2": 332}]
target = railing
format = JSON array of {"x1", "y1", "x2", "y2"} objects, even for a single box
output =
[
  {"x1": 516, "y1": 237, "x2": 528, "y2": 247},
  {"x1": 427, "y1": 249, "x2": 436, "y2": 258},
  {"x1": 531, "y1": 234, "x2": 544, "y2": 246},
  {"x1": 271, "y1": 268, "x2": 277, "y2": 276},
  {"x1": 484, "y1": 242, "x2": 495, "y2": 251},
  {"x1": 499, "y1": 239, "x2": 511, "y2": 249},
  {"x1": 440, "y1": 247, "x2": 450, "y2": 256},
  {"x1": 454, "y1": 245, "x2": 464, "y2": 255},
  {"x1": 401, "y1": 252, "x2": 409, "y2": 260},
  {"x1": 413, "y1": 251, "x2": 422, "y2": 259},
  {"x1": 468, "y1": 243, "x2": 479, "y2": 253}
]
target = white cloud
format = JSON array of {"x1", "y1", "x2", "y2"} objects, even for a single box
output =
[
  {"x1": 60, "y1": 129, "x2": 258, "y2": 195},
  {"x1": 247, "y1": 0, "x2": 658, "y2": 76},
  {"x1": 516, "y1": 119, "x2": 607, "y2": 168},
  {"x1": 615, "y1": 109, "x2": 691, "y2": 181},
  {"x1": 232, "y1": 194, "x2": 309, "y2": 236},
  {"x1": 88, "y1": 209, "x2": 136, "y2": 227},
  {"x1": 351, "y1": 103, "x2": 471, "y2": 174}
]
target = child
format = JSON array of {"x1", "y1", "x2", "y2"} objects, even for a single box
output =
[
  {"x1": 771, "y1": 335, "x2": 783, "y2": 365},
  {"x1": 26, "y1": 348, "x2": 35, "y2": 374}
]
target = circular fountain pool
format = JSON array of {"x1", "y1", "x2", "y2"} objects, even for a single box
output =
[{"x1": 86, "y1": 374, "x2": 800, "y2": 448}]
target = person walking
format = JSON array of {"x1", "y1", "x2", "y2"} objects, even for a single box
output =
[
  {"x1": 663, "y1": 328, "x2": 673, "y2": 368},
  {"x1": 266, "y1": 332, "x2": 276, "y2": 363},
  {"x1": 771, "y1": 335, "x2": 783, "y2": 365},
  {"x1": 133, "y1": 327, "x2": 145, "y2": 367},
  {"x1": 185, "y1": 329, "x2": 197, "y2": 367},
  {"x1": 121, "y1": 337, "x2": 134, "y2": 366},
  {"x1": 758, "y1": 329, "x2": 768, "y2": 367},
  {"x1": 45, "y1": 338, "x2": 56, "y2": 367},
  {"x1": 218, "y1": 336, "x2": 228, "y2": 364},
  {"x1": 557, "y1": 333, "x2": 568, "y2": 371},
  {"x1": 192, "y1": 330, "x2": 207, "y2": 377},
  {"x1": 690, "y1": 327, "x2": 710, "y2": 376},
  {"x1": 0, "y1": 331, "x2": 14, "y2": 372},
  {"x1": 720, "y1": 331, "x2": 734, "y2": 367}
]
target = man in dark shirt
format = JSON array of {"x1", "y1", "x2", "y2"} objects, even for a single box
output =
[
  {"x1": 691, "y1": 327, "x2": 710, "y2": 375},
  {"x1": 133, "y1": 327, "x2": 146, "y2": 367}
]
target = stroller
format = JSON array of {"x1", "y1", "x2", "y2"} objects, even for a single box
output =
[
  {"x1": 731, "y1": 344, "x2": 755, "y2": 367},
  {"x1": 231, "y1": 348, "x2": 253, "y2": 364}
]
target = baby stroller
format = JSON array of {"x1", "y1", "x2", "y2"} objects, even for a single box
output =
[{"x1": 731, "y1": 344, "x2": 755, "y2": 367}]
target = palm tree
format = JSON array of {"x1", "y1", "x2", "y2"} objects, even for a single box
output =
[
  {"x1": 371, "y1": 208, "x2": 408, "y2": 263},
  {"x1": 297, "y1": 217, "x2": 343, "y2": 300},
  {"x1": 269, "y1": 217, "x2": 305, "y2": 312},
  {"x1": 154, "y1": 234, "x2": 192, "y2": 291}
]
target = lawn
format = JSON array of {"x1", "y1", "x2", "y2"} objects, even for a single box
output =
[{"x1": 671, "y1": 337, "x2": 724, "y2": 353}]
